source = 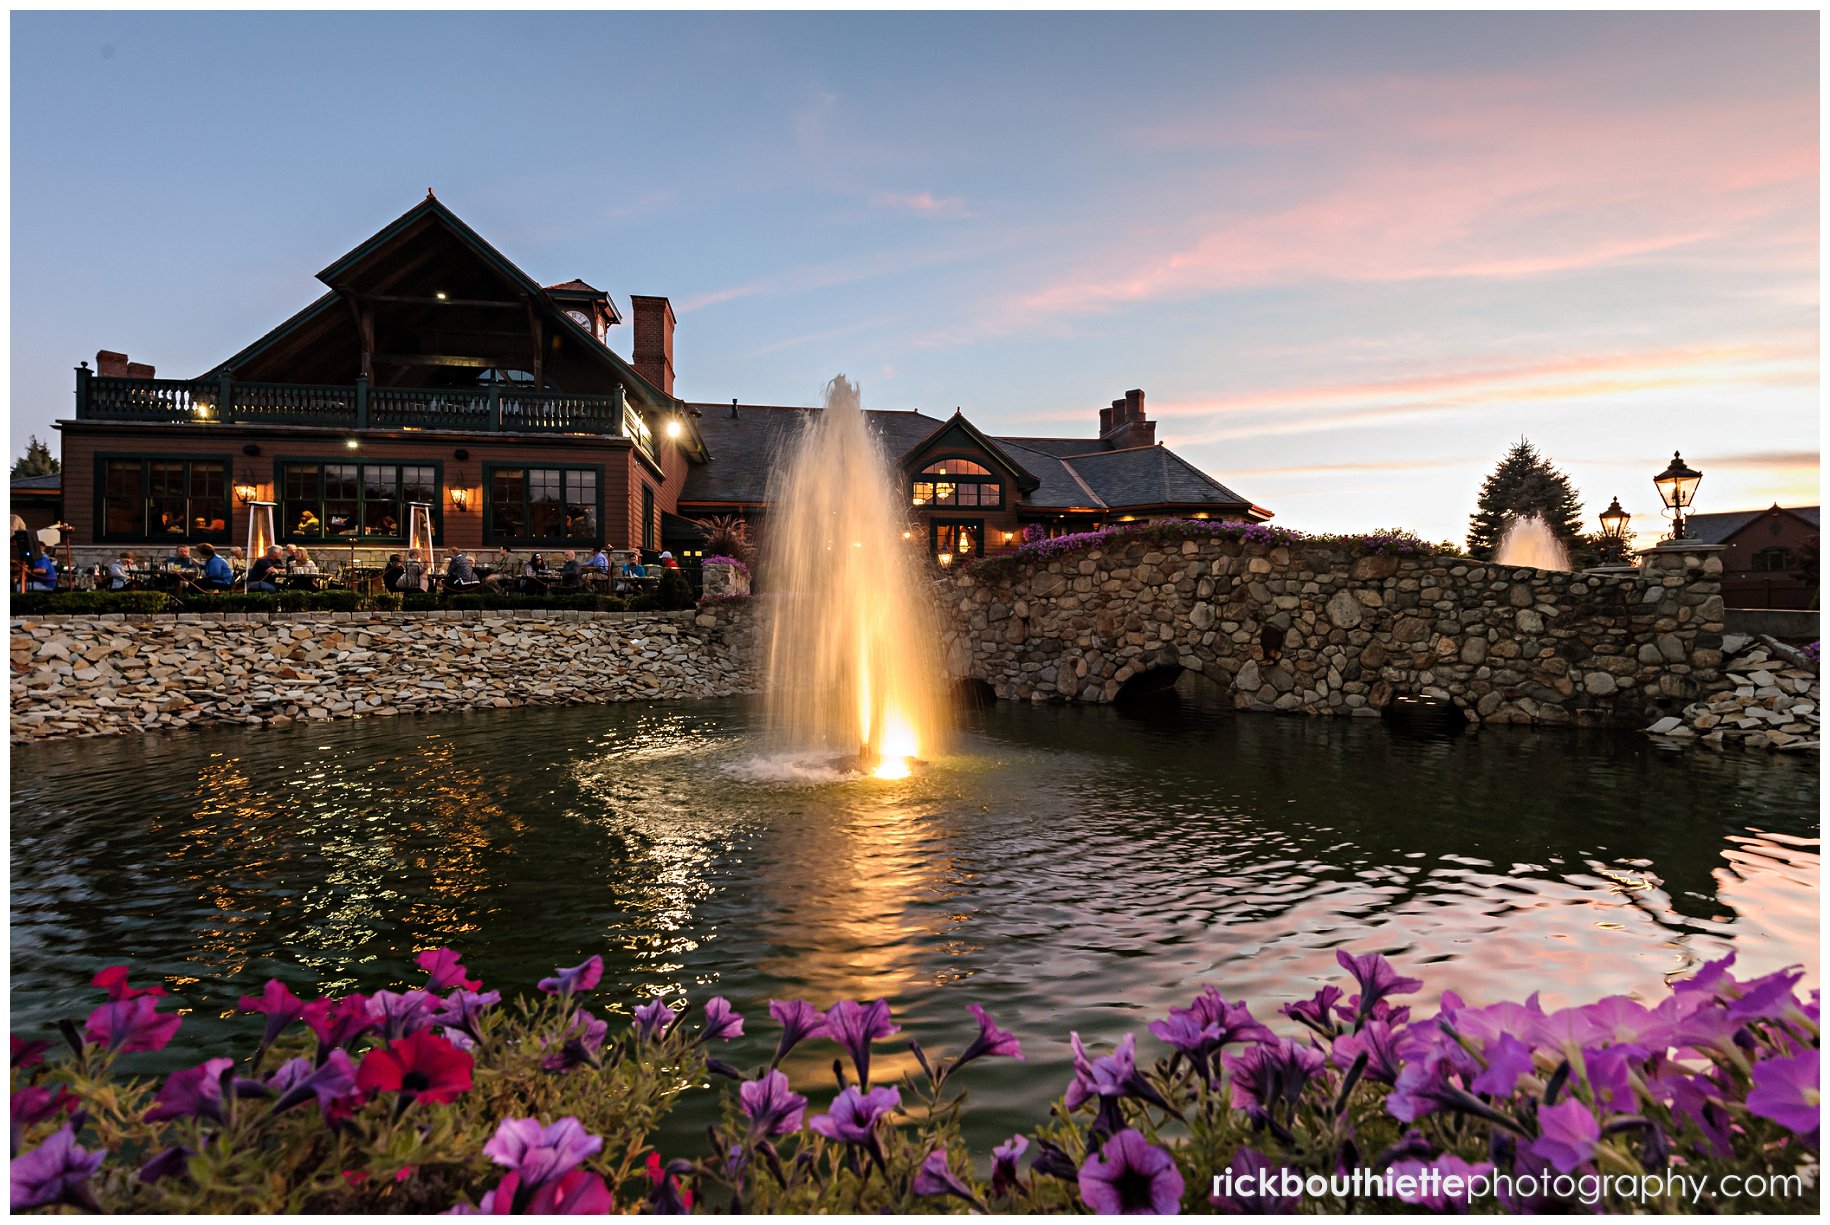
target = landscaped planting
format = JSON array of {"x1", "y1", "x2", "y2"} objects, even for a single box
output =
[{"x1": 12, "y1": 951, "x2": 1815, "y2": 1213}]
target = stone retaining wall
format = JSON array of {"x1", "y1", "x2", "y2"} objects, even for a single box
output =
[
  {"x1": 10, "y1": 606, "x2": 760, "y2": 742},
  {"x1": 942, "y1": 536, "x2": 1726, "y2": 727}
]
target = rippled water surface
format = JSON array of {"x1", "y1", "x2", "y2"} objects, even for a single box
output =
[{"x1": 11, "y1": 691, "x2": 1819, "y2": 1142}]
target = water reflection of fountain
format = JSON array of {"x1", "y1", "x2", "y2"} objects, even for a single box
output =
[
  {"x1": 1493, "y1": 513, "x2": 1571, "y2": 571},
  {"x1": 762, "y1": 376, "x2": 947, "y2": 776}
]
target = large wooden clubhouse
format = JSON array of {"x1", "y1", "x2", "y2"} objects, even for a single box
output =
[{"x1": 47, "y1": 195, "x2": 1269, "y2": 568}]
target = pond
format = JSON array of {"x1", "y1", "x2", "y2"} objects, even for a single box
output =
[{"x1": 10, "y1": 688, "x2": 1819, "y2": 1146}]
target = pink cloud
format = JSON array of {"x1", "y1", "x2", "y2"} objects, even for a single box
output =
[{"x1": 868, "y1": 189, "x2": 973, "y2": 218}]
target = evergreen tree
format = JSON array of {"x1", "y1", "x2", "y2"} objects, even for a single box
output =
[
  {"x1": 1466, "y1": 438, "x2": 1585, "y2": 560},
  {"x1": 11, "y1": 435, "x2": 59, "y2": 480}
]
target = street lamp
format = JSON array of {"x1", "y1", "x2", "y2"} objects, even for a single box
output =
[
  {"x1": 1653, "y1": 452, "x2": 1702, "y2": 540},
  {"x1": 1598, "y1": 496, "x2": 1629, "y2": 540}
]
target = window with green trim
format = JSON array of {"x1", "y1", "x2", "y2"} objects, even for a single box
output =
[
  {"x1": 280, "y1": 461, "x2": 436, "y2": 540},
  {"x1": 97, "y1": 457, "x2": 230, "y2": 542},
  {"x1": 911, "y1": 459, "x2": 1003, "y2": 509},
  {"x1": 487, "y1": 465, "x2": 600, "y2": 545}
]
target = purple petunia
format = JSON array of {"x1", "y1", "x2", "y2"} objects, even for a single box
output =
[
  {"x1": 809, "y1": 1085, "x2": 899, "y2": 1147},
  {"x1": 1533, "y1": 1096, "x2": 1601, "y2": 1173},
  {"x1": 541, "y1": 1007, "x2": 607, "y2": 1072},
  {"x1": 1746, "y1": 1052, "x2": 1820, "y2": 1138},
  {"x1": 1332, "y1": 1019, "x2": 1408, "y2": 1086},
  {"x1": 738, "y1": 1070, "x2": 807, "y2": 1137},
  {"x1": 700, "y1": 997, "x2": 744, "y2": 1043},
  {"x1": 302, "y1": 995, "x2": 380, "y2": 1055},
  {"x1": 538, "y1": 956, "x2": 604, "y2": 998},
  {"x1": 1067, "y1": 1032, "x2": 1138, "y2": 1109},
  {"x1": 11, "y1": 1125, "x2": 105, "y2": 1212},
  {"x1": 1077, "y1": 1128, "x2": 1184, "y2": 1215},
  {"x1": 266, "y1": 1049, "x2": 358, "y2": 1116},
  {"x1": 767, "y1": 1000, "x2": 828, "y2": 1064},
  {"x1": 483, "y1": 1117, "x2": 604, "y2": 1190},
  {"x1": 991, "y1": 1134, "x2": 1028, "y2": 1194},
  {"x1": 633, "y1": 997, "x2": 676, "y2": 1041},
  {"x1": 84, "y1": 993, "x2": 182, "y2": 1054},
  {"x1": 366, "y1": 989, "x2": 438, "y2": 1040},
  {"x1": 144, "y1": 1057, "x2": 233, "y2": 1123},
  {"x1": 823, "y1": 999, "x2": 900, "y2": 1087},
  {"x1": 454, "y1": 1168, "x2": 613, "y2": 1215},
  {"x1": 432, "y1": 989, "x2": 502, "y2": 1046},
  {"x1": 1282, "y1": 985, "x2": 1346, "y2": 1037},
  {"x1": 238, "y1": 979, "x2": 305, "y2": 1052},
  {"x1": 1468, "y1": 1032, "x2": 1536, "y2": 1098},
  {"x1": 417, "y1": 948, "x2": 482, "y2": 993},
  {"x1": 1336, "y1": 949, "x2": 1423, "y2": 1025},
  {"x1": 913, "y1": 1149, "x2": 979, "y2": 1206},
  {"x1": 954, "y1": 1004, "x2": 1023, "y2": 1071},
  {"x1": 1223, "y1": 1038, "x2": 1325, "y2": 1122}
]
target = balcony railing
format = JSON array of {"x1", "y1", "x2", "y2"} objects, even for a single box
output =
[{"x1": 74, "y1": 369, "x2": 650, "y2": 456}]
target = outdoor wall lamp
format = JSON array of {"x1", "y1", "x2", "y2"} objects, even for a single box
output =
[
  {"x1": 233, "y1": 481, "x2": 259, "y2": 505},
  {"x1": 1598, "y1": 496, "x2": 1630, "y2": 540},
  {"x1": 1653, "y1": 452, "x2": 1702, "y2": 540},
  {"x1": 938, "y1": 551, "x2": 954, "y2": 568},
  {"x1": 665, "y1": 418, "x2": 684, "y2": 439},
  {"x1": 450, "y1": 487, "x2": 472, "y2": 513}
]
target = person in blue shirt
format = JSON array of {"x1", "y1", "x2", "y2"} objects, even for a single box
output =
[
  {"x1": 245, "y1": 546, "x2": 284, "y2": 593},
  {"x1": 587, "y1": 547, "x2": 610, "y2": 573},
  {"x1": 25, "y1": 548, "x2": 57, "y2": 592},
  {"x1": 195, "y1": 542, "x2": 234, "y2": 590}
]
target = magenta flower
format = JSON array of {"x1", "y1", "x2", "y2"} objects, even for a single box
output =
[
  {"x1": 1066, "y1": 1032, "x2": 1138, "y2": 1108},
  {"x1": 267, "y1": 1049, "x2": 358, "y2": 1116},
  {"x1": 1077, "y1": 1128, "x2": 1184, "y2": 1214},
  {"x1": 84, "y1": 993, "x2": 181, "y2": 1053},
  {"x1": 738, "y1": 1069, "x2": 806, "y2": 1136},
  {"x1": 1747, "y1": 1052, "x2": 1821, "y2": 1137},
  {"x1": 633, "y1": 997, "x2": 676, "y2": 1041},
  {"x1": 238, "y1": 979, "x2": 305, "y2": 1051},
  {"x1": 1469, "y1": 1032, "x2": 1535, "y2": 1098},
  {"x1": 302, "y1": 994, "x2": 380, "y2": 1055},
  {"x1": 456, "y1": 1168, "x2": 614, "y2": 1215},
  {"x1": 1331, "y1": 1020, "x2": 1407, "y2": 1086},
  {"x1": 540, "y1": 1007, "x2": 606, "y2": 1071},
  {"x1": 432, "y1": 989, "x2": 502, "y2": 1046},
  {"x1": 809, "y1": 1084, "x2": 900, "y2": 1146},
  {"x1": 767, "y1": 1000, "x2": 828, "y2": 1063},
  {"x1": 138, "y1": 1145, "x2": 194, "y2": 1185},
  {"x1": 12, "y1": 1036, "x2": 51, "y2": 1068},
  {"x1": 1386, "y1": 1046, "x2": 1472, "y2": 1122},
  {"x1": 144, "y1": 1057, "x2": 233, "y2": 1123},
  {"x1": 1533, "y1": 1096, "x2": 1601, "y2": 1173},
  {"x1": 484, "y1": 1116, "x2": 604, "y2": 1190},
  {"x1": 1282, "y1": 984, "x2": 1346, "y2": 1037},
  {"x1": 367, "y1": 989, "x2": 438, "y2": 1039},
  {"x1": 11, "y1": 1084, "x2": 76, "y2": 1156},
  {"x1": 1208, "y1": 1148, "x2": 1300, "y2": 1213},
  {"x1": 954, "y1": 1004, "x2": 1023, "y2": 1071},
  {"x1": 417, "y1": 948, "x2": 482, "y2": 993},
  {"x1": 1336, "y1": 949, "x2": 1422, "y2": 1024},
  {"x1": 91, "y1": 965, "x2": 165, "y2": 1002},
  {"x1": 700, "y1": 997, "x2": 744, "y2": 1043},
  {"x1": 537, "y1": 956, "x2": 604, "y2": 997},
  {"x1": 11, "y1": 1125, "x2": 104, "y2": 1211},
  {"x1": 823, "y1": 999, "x2": 900, "y2": 1087},
  {"x1": 1223, "y1": 1038, "x2": 1325, "y2": 1122},
  {"x1": 913, "y1": 1148, "x2": 979, "y2": 1206},
  {"x1": 991, "y1": 1134, "x2": 1028, "y2": 1193}
]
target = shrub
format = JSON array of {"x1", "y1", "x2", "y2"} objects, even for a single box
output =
[
  {"x1": 656, "y1": 568, "x2": 695, "y2": 610},
  {"x1": 173, "y1": 593, "x2": 280, "y2": 614},
  {"x1": 11, "y1": 951, "x2": 1816, "y2": 1214},
  {"x1": 694, "y1": 514, "x2": 753, "y2": 563},
  {"x1": 10, "y1": 591, "x2": 175, "y2": 616}
]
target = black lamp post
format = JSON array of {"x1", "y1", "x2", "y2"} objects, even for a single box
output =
[
  {"x1": 1598, "y1": 496, "x2": 1629, "y2": 540},
  {"x1": 1653, "y1": 452, "x2": 1702, "y2": 540}
]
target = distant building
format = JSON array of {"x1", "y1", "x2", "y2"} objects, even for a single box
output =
[
  {"x1": 51, "y1": 196, "x2": 1268, "y2": 568},
  {"x1": 10, "y1": 472, "x2": 62, "y2": 536},
  {"x1": 1684, "y1": 503, "x2": 1819, "y2": 609}
]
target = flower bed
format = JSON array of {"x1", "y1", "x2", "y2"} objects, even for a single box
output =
[
  {"x1": 968, "y1": 520, "x2": 1456, "y2": 584},
  {"x1": 11, "y1": 951, "x2": 1815, "y2": 1213}
]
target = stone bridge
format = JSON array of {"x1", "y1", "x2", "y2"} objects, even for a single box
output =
[{"x1": 939, "y1": 531, "x2": 1726, "y2": 727}]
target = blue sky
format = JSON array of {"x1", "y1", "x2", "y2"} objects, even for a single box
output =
[{"x1": 10, "y1": 11, "x2": 1818, "y2": 542}]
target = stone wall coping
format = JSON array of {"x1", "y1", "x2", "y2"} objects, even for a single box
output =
[{"x1": 10, "y1": 608, "x2": 727, "y2": 629}]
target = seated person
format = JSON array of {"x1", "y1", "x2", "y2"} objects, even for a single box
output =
[
  {"x1": 586, "y1": 546, "x2": 611, "y2": 573},
  {"x1": 616, "y1": 554, "x2": 647, "y2": 594},
  {"x1": 516, "y1": 554, "x2": 546, "y2": 594},
  {"x1": 25, "y1": 548, "x2": 58, "y2": 592},
  {"x1": 246, "y1": 546, "x2": 285, "y2": 593},
  {"x1": 166, "y1": 545, "x2": 198, "y2": 572},
  {"x1": 659, "y1": 550, "x2": 680, "y2": 570},
  {"x1": 107, "y1": 551, "x2": 136, "y2": 591},
  {"x1": 445, "y1": 552, "x2": 482, "y2": 591},
  {"x1": 194, "y1": 542, "x2": 234, "y2": 590},
  {"x1": 381, "y1": 553, "x2": 406, "y2": 594},
  {"x1": 560, "y1": 550, "x2": 581, "y2": 589},
  {"x1": 395, "y1": 548, "x2": 429, "y2": 592},
  {"x1": 294, "y1": 508, "x2": 321, "y2": 535}
]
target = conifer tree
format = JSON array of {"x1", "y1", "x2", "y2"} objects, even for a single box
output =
[
  {"x1": 11, "y1": 435, "x2": 59, "y2": 479},
  {"x1": 1466, "y1": 438, "x2": 1585, "y2": 560}
]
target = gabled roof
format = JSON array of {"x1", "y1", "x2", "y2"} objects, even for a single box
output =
[
  {"x1": 10, "y1": 474, "x2": 62, "y2": 491},
  {"x1": 898, "y1": 411, "x2": 1040, "y2": 493},
  {"x1": 544, "y1": 278, "x2": 603, "y2": 294},
  {"x1": 1063, "y1": 445, "x2": 1258, "y2": 512},
  {"x1": 1685, "y1": 505, "x2": 1820, "y2": 545},
  {"x1": 679, "y1": 404, "x2": 948, "y2": 505},
  {"x1": 993, "y1": 435, "x2": 1106, "y2": 459}
]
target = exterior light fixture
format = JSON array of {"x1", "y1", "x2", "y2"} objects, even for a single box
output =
[
  {"x1": 233, "y1": 481, "x2": 258, "y2": 505},
  {"x1": 901, "y1": 530, "x2": 911, "y2": 540},
  {"x1": 665, "y1": 418, "x2": 684, "y2": 439},
  {"x1": 435, "y1": 292, "x2": 448, "y2": 300},
  {"x1": 1598, "y1": 496, "x2": 1629, "y2": 540},
  {"x1": 938, "y1": 551, "x2": 953, "y2": 568},
  {"x1": 1652, "y1": 452, "x2": 1702, "y2": 540},
  {"x1": 450, "y1": 487, "x2": 472, "y2": 513},
  {"x1": 345, "y1": 438, "x2": 360, "y2": 449}
]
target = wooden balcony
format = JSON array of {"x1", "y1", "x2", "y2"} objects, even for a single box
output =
[{"x1": 73, "y1": 368, "x2": 653, "y2": 455}]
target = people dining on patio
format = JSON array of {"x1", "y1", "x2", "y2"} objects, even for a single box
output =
[
  {"x1": 560, "y1": 550, "x2": 581, "y2": 589},
  {"x1": 194, "y1": 542, "x2": 235, "y2": 591},
  {"x1": 244, "y1": 546, "x2": 284, "y2": 592},
  {"x1": 25, "y1": 544, "x2": 58, "y2": 592},
  {"x1": 107, "y1": 551, "x2": 136, "y2": 590},
  {"x1": 381, "y1": 553, "x2": 405, "y2": 594},
  {"x1": 166, "y1": 545, "x2": 199, "y2": 572},
  {"x1": 659, "y1": 551, "x2": 680, "y2": 570},
  {"x1": 445, "y1": 552, "x2": 482, "y2": 592},
  {"x1": 395, "y1": 548, "x2": 430, "y2": 592}
]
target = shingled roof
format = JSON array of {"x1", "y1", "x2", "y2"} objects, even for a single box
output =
[{"x1": 1685, "y1": 505, "x2": 1820, "y2": 545}]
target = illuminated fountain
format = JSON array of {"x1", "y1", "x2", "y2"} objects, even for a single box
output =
[
  {"x1": 761, "y1": 376, "x2": 947, "y2": 778},
  {"x1": 1493, "y1": 513, "x2": 1571, "y2": 571}
]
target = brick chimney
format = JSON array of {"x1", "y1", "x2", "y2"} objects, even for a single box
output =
[
  {"x1": 96, "y1": 350, "x2": 129, "y2": 377},
  {"x1": 629, "y1": 295, "x2": 676, "y2": 396},
  {"x1": 1100, "y1": 388, "x2": 1155, "y2": 449},
  {"x1": 126, "y1": 361, "x2": 156, "y2": 379}
]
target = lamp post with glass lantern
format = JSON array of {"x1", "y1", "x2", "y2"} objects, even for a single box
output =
[{"x1": 1652, "y1": 452, "x2": 1702, "y2": 541}]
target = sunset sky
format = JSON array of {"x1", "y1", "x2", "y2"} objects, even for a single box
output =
[{"x1": 10, "y1": 11, "x2": 1818, "y2": 543}]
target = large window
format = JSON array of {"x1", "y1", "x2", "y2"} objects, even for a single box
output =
[
  {"x1": 279, "y1": 461, "x2": 437, "y2": 541},
  {"x1": 97, "y1": 456, "x2": 230, "y2": 542},
  {"x1": 930, "y1": 519, "x2": 984, "y2": 564},
  {"x1": 912, "y1": 459, "x2": 1002, "y2": 509},
  {"x1": 1752, "y1": 547, "x2": 1795, "y2": 573},
  {"x1": 487, "y1": 465, "x2": 601, "y2": 545}
]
